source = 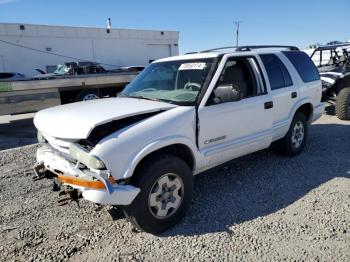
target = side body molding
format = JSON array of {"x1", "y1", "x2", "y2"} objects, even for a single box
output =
[{"x1": 121, "y1": 136, "x2": 201, "y2": 179}]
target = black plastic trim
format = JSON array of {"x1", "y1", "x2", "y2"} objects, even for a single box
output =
[{"x1": 194, "y1": 54, "x2": 223, "y2": 148}]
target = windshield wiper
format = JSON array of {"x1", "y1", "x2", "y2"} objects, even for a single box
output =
[{"x1": 118, "y1": 93, "x2": 164, "y2": 102}]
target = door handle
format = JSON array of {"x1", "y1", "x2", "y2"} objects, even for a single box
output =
[
  {"x1": 264, "y1": 101, "x2": 273, "y2": 109},
  {"x1": 291, "y1": 92, "x2": 297, "y2": 99}
]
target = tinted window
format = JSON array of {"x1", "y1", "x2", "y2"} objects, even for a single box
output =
[
  {"x1": 283, "y1": 51, "x2": 320, "y2": 82},
  {"x1": 277, "y1": 58, "x2": 293, "y2": 87},
  {"x1": 260, "y1": 54, "x2": 293, "y2": 90}
]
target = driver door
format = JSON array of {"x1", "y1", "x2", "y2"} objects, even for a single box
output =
[{"x1": 198, "y1": 55, "x2": 273, "y2": 169}]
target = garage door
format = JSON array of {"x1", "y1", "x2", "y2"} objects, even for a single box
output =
[{"x1": 147, "y1": 44, "x2": 171, "y2": 63}]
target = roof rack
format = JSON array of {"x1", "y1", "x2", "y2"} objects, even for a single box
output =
[
  {"x1": 314, "y1": 43, "x2": 350, "y2": 51},
  {"x1": 200, "y1": 45, "x2": 299, "y2": 53},
  {"x1": 184, "y1": 51, "x2": 200, "y2": 55},
  {"x1": 236, "y1": 45, "x2": 299, "y2": 51},
  {"x1": 185, "y1": 45, "x2": 300, "y2": 55},
  {"x1": 201, "y1": 46, "x2": 237, "y2": 53}
]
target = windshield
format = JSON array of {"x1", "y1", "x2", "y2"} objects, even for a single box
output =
[
  {"x1": 54, "y1": 64, "x2": 70, "y2": 75},
  {"x1": 120, "y1": 58, "x2": 215, "y2": 105}
]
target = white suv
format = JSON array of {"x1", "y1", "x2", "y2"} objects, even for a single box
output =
[{"x1": 33, "y1": 45, "x2": 324, "y2": 233}]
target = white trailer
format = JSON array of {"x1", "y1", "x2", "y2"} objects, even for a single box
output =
[{"x1": 0, "y1": 72, "x2": 138, "y2": 115}]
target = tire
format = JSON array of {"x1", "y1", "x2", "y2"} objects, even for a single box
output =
[
  {"x1": 273, "y1": 112, "x2": 308, "y2": 156},
  {"x1": 335, "y1": 87, "x2": 350, "y2": 120},
  {"x1": 75, "y1": 89, "x2": 99, "y2": 102},
  {"x1": 123, "y1": 154, "x2": 193, "y2": 234}
]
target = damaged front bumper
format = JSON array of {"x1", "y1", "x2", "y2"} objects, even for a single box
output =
[{"x1": 34, "y1": 145, "x2": 140, "y2": 205}]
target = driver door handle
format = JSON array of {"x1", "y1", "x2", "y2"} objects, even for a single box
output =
[{"x1": 264, "y1": 101, "x2": 273, "y2": 109}]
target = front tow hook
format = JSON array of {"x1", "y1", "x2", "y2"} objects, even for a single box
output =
[
  {"x1": 32, "y1": 162, "x2": 46, "y2": 181},
  {"x1": 32, "y1": 162, "x2": 55, "y2": 184}
]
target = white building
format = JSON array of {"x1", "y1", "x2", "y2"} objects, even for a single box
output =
[{"x1": 0, "y1": 23, "x2": 179, "y2": 76}]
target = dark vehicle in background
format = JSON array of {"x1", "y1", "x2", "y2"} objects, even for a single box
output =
[
  {"x1": 32, "y1": 61, "x2": 108, "y2": 80},
  {"x1": 310, "y1": 44, "x2": 350, "y2": 120},
  {"x1": 0, "y1": 72, "x2": 27, "y2": 81},
  {"x1": 120, "y1": 66, "x2": 145, "y2": 72},
  {"x1": 32, "y1": 62, "x2": 144, "y2": 80},
  {"x1": 326, "y1": 41, "x2": 343, "y2": 46}
]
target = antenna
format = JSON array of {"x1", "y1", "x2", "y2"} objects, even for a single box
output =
[{"x1": 235, "y1": 21, "x2": 242, "y2": 47}]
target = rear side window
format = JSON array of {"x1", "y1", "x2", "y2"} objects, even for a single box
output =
[
  {"x1": 260, "y1": 54, "x2": 293, "y2": 90},
  {"x1": 282, "y1": 51, "x2": 320, "y2": 82}
]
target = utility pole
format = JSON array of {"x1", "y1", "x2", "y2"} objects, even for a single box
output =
[
  {"x1": 106, "y1": 18, "x2": 111, "y2": 34},
  {"x1": 235, "y1": 21, "x2": 242, "y2": 47}
]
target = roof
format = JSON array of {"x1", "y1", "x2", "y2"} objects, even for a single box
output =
[{"x1": 155, "y1": 52, "x2": 219, "y2": 62}]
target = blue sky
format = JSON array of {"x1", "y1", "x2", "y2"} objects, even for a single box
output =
[{"x1": 0, "y1": 0, "x2": 349, "y2": 54}]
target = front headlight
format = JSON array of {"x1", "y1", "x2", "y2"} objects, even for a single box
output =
[{"x1": 69, "y1": 143, "x2": 105, "y2": 169}]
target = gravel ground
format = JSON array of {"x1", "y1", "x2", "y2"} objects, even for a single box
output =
[{"x1": 0, "y1": 111, "x2": 349, "y2": 261}]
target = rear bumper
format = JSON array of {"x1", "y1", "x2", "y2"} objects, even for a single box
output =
[
  {"x1": 312, "y1": 102, "x2": 325, "y2": 122},
  {"x1": 35, "y1": 145, "x2": 140, "y2": 205}
]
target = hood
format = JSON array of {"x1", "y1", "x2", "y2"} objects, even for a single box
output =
[{"x1": 34, "y1": 97, "x2": 176, "y2": 139}]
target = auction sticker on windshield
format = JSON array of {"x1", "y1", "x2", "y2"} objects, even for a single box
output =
[{"x1": 179, "y1": 63, "x2": 206, "y2": 70}]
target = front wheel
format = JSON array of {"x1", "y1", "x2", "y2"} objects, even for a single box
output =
[
  {"x1": 123, "y1": 155, "x2": 193, "y2": 234},
  {"x1": 273, "y1": 112, "x2": 308, "y2": 156}
]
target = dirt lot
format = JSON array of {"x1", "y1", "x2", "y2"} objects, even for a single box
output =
[{"x1": 0, "y1": 110, "x2": 349, "y2": 261}]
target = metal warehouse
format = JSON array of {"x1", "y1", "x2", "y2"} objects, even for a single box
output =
[{"x1": 0, "y1": 23, "x2": 179, "y2": 76}]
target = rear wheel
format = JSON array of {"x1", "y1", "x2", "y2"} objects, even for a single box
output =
[
  {"x1": 335, "y1": 87, "x2": 350, "y2": 120},
  {"x1": 123, "y1": 155, "x2": 193, "y2": 234},
  {"x1": 273, "y1": 112, "x2": 308, "y2": 156}
]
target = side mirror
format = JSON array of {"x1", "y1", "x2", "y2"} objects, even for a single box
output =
[{"x1": 213, "y1": 84, "x2": 241, "y2": 103}]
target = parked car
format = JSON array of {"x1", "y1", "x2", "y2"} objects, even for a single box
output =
[
  {"x1": 32, "y1": 61, "x2": 108, "y2": 80},
  {"x1": 326, "y1": 41, "x2": 343, "y2": 46},
  {"x1": 0, "y1": 72, "x2": 26, "y2": 81},
  {"x1": 309, "y1": 43, "x2": 350, "y2": 120},
  {"x1": 120, "y1": 66, "x2": 145, "y2": 72},
  {"x1": 33, "y1": 45, "x2": 324, "y2": 233}
]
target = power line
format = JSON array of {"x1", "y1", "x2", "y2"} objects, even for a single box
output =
[{"x1": 0, "y1": 38, "x2": 122, "y2": 67}]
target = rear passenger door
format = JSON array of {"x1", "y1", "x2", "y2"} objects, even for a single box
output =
[{"x1": 259, "y1": 53, "x2": 297, "y2": 140}]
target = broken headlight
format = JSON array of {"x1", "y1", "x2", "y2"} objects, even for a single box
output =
[{"x1": 69, "y1": 143, "x2": 105, "y2": 170}]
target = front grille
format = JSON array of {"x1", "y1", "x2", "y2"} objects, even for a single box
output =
[{"x1": 42, "y1": 133, "x2": 78, "y2": 154}]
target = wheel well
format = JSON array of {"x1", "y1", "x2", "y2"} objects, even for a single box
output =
[
  {"x1": 335, "y1": 76, "x2": 350, "y2": 94},
  {"x1": 133, "y1": 144, "x2": 195, "y2": 175},
  {"x1": 296, "y1": 103, "x2": 313, "y2": 121},
  {"x1": 59, "y1": 89, "x2": 81, "y2": 104}
]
